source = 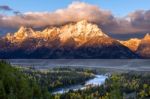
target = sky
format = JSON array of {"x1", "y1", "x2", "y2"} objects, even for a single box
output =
[
  {"x1": 0, "y1": 0, "x2": 150, "y2": 16},
  {"x1": 0, "y1": 0, "x2": 150, "y2": 39}
]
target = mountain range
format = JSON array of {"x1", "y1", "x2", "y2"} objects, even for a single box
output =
[{"x1": 0, "y1": 20, "x2": 149, "y2": 59}]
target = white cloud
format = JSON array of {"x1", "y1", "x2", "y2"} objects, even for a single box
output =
[{"x1": 0, "y1": 1, "x2": 150, "y2": 34}]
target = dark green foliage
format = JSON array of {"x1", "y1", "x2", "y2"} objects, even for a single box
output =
[
  {"x1": 0, "y1": 60, "x2": 51, "y2": 99},
  {"x1": 0, "y1": 61, "x2": 94, "y2": 99},
  {"x1": 58, "y1": 72, "x2": 150, "y2": 99},
  {"x1": 0, "y1": 60, "x2": 150, "y2": 99},
  {"x1": 22, "y1": 67, "x2": 94, "y2": 92}
]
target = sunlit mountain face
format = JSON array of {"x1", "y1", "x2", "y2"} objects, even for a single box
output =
[{"x1": 0, "y1": 20, "x2": 146, "y2": 59}]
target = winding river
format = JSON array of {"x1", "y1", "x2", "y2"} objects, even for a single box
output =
[
  {"x1": 52, "y1": 75, "x2": 108, "y2": 94},
  {"x1": 8, "y1": 59, "x2": 150, "y2": 94}
]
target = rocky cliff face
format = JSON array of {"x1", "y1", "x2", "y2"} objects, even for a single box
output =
[
  {"x1": 120, "y1": 38, "x2": 141, "y2": 52},
  {"x1": 136, "y1": 33, "x2": 150, "y2": 58},
  {"x1": 0, "y1": 20, "x2": 139, "y2": 59},
  {"x1": 120, "y1": 33, "x2": 150, "y2": 58}
]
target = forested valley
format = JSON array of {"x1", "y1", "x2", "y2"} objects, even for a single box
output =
[{"x1": 0, "y1": 60, "x2": 150, "y2": 99}]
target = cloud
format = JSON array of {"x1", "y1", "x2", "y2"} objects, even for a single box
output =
[
  {"x1": 0, "y1": 5, "x2": 22, "y2": 16},
  {"x1": 0, "y1": 5, "x2": 12, "y2": 11},
  {"x1": 129, "y1": 10, "x2": 150, "y2": 31},
  {"x1": 0, "y1": 2, "x2": 119, "y2": 32},
  {"x1": 0, "y1": 2, "x2": 150, "y2": 36}
]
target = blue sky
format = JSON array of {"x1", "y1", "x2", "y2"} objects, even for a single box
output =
[{"x1": 0, "y1": 0, "x2": 150, "y2": 16}]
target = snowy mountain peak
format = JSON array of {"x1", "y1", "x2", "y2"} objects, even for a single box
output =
[
  {"x1": 5, "y1": 26, "x2": 36, "y2": 43},
  {"x1": 76, "y1": 20, "x2": 108, "y2": 37},
  {"x1": 59, "y1": 20, "x2": 108, "y2": 43},
  {"x1": 5, "y1": 20, "x2": 109, "y2": 44},
  {"x1": 17, "y1": 26, "x2": 27, "y2": 33},
  {"x1": 76, "y1": 20, "x2": 88, "y2": 25},
  {"x1": 144, "y1": 33, "x2": 150, "y2": 40},
  {"x1": 15, "y1": 26, "x2": 35, "y2": 37}
]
